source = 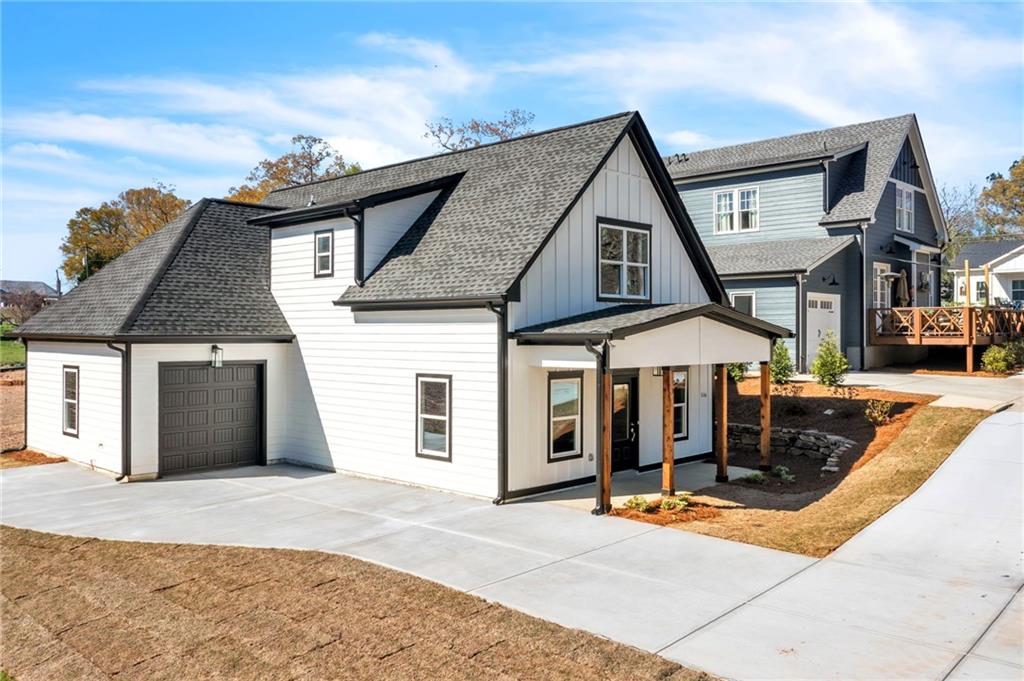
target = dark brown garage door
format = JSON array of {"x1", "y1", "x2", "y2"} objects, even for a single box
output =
[{"x1": 158, "y1": 363, "x2": 262, "y2": 474}]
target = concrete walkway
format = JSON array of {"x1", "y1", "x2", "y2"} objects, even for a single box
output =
[
  {"x1": 798, "y1": 369, "x2": 1024, "y2": 411},
  {"x1": 2, "y1": 406, "x2": 1021, "y2": 678}
]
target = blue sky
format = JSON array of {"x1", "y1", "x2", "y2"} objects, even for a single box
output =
[{"x1": 3, "y1": 1, "x2": 1022, "y2": 284}]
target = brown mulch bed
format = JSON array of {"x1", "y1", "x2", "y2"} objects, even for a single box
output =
[
  {"x1": 610, "y1": 499, "x2": 720, "y2": 526},
  {"x1": 0, "y1": 526, "x2": 716, "y2": 681},
  {"x1": 1, "y1": 370, "x2": 25, "y2": 452},
  {"x1": 723, "y1": 380, "x2": 935, "y2": 493},
  {"x1": 0, "y1": 449, "x2": 65, "y2": 469}
]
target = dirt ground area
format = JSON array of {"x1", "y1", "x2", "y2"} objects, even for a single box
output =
[
  {"x1": 679, "y1": 405, "x2": 987, "y2": 557},
  {"x1": 0, "y1": 526, "x2": 715, "y2": 681},
  {"x1": 1, "y1": 370, "x2": 25, "y2": 452},
  {"x1": 0, "y1": 450, "x2": 64, "y2": 470},
  {"x1": 725, "y1": 380, "x2": 935, "y2": 493}
]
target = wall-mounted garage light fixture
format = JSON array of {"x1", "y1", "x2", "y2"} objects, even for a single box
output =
[{"x1": 211, "y1": 345, "x2": 224, "y2": 368}]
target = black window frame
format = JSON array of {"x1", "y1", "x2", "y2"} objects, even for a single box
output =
[
  {"x1": 596, "y1": 216, "x2": 653, "y2": 303},
  {"x1": 62, "y1": 364, "x2": 80, "y2": 438},
  {"x1": 547, "y1": 370, "x2": 584, "y2": 463},
  {"x1": 672, "y1": 366, "x2": 688, "y2": 441},
  {"x1": 415, "y1": 373, "x2": 452, "y2": 462},
  {"x1": 313, "y1": 228, "x2": 334, "y2": 278}
]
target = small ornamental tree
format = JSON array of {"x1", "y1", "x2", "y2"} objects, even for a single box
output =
[
  {"x1": 810, "y1": 330, "x2": 850, "y2": 387},
  {"x1": 726, "y1": 362, "x2": 748, "y2": 382},
  {"x1": 769, "y1": 339, "x2": 795, "y2": 385}
]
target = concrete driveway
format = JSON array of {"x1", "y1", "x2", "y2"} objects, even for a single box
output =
[
  {"x1": 812, "y1": 369, "x2": 1024, "y2": 411},
  {"x1": 2, "y1": 407, "x2": 1021, "y2": 679}
]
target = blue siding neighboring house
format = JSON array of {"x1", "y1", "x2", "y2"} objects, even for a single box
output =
[{"x1": 669, "y1": 114, "x2": 946, "y2": 371}]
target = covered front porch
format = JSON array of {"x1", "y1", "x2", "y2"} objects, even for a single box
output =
[{"x1": 508, "y1": 302, "x2": 791, "y2": 514}]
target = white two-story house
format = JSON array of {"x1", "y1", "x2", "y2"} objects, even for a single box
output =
[{"x1": 16, "y1": 112, "x2": 788, "y2": 510}]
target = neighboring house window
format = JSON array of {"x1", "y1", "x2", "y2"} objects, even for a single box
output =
[
  {"x1": 598, "y1": 220, "x2": 650, "y2": 300},
  {"x1": 314, "y1": 229, "x2": 334, "y2": 277},
  {"x1": 62, "y1": 366, "x2": 79, "y2": 437},
  {"x1": 873, "y1": 262, "x2": 892, "y2": 308},
  {"x1": 1012, "y1": 280, "x2": 1024, "y2": 303},
  {"x1": 548, "y1": 372, "x2": 583, "y2": 462},
  {"x1": 895, "y1": 186, "x2": 914, "y2": 233},
  {"x1": 976, "y1": 281, "x2": 987, "y2": 303},
  {"x1": 672, "y1": 368, "x2": 688, "y2": 440},
  {"x1": 730, "y1": 291, "x2": 756, "y2": 316},
  {"x1": 713, "y1": 188, "x2": 759, "y2": 234},
  {"x1": 416, "y1": 374, "x2": 451, "y2": 460}
]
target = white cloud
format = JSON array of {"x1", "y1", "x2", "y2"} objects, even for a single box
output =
[
  {"x1": 662, "y1": 130, "x2": 712, "y2": 149},
  {"x1": 7, "y1": 142, "x2": 86, "y2": 161}
]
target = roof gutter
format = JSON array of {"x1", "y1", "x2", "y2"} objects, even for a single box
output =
[
  {"x1": 671, "y1": 155, "x2": 835, "y2": 185},
  {"x1": 336, "y1": 295, "x2": 505, "y2": 311},
  {"x1": 106, "y1": 341, "x2": 131, "y2": 481}
]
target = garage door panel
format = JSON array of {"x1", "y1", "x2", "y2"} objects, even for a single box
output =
[{"x1": 159, "y1": 363, "x2": 261, "y2": 474}]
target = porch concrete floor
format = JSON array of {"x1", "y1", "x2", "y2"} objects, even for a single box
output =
[
  {"x1": 2, "y1": 406, "x2": 1021, "y2": 679},
  {"x1": 533, "y1": 461, "x2": 751, "y2": 511}
]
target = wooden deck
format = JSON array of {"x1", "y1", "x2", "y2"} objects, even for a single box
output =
[{"x1": 868, "y1": 306, "x2": 1024, "y2": 371}]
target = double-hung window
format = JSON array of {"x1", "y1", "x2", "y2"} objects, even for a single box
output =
[
  {"x1": 1012, "y1": 280, "x2": 1024, "y2": 303},
  {"x1": 314, "y1": 229, "x2": 334, "y2": 277},
  {"x1": 549, "y1": 373, "x2": 583, "y2": 461},
  {"x1": 730, "y1": 291, "x2": 756, "y2": 316},
  {"x1": 713, "y1": 188, "x2": 759, "y2": 234},
  {"x1": 598, "y1": 220, "x2": 650, "y2": 300},
  {"x1": 895, "y1": 186, "x2": 914, "y2": 233},
  {"x1": 672, "y1": 368, "x2": 688, "y2": 440},
  {"x1": 62, "y1": 366, "x2": 79, "y2": 437},
  {"x1": 416, "y1": 374, "x2": 451, "y2": 460}
]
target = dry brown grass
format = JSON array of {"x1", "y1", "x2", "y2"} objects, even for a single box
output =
[
  {"x1": 0, "y1": 526, "x2": 716, "y2": 681},
  {"x1": 0, "y1": 449, "x2": 65, "y2": 469},
  {"x1": 675, "y1": 406, "x2": 988, "y2": 557},
  {"x1": 0, "y1": 372, "x2": 24, "y2": 452}
]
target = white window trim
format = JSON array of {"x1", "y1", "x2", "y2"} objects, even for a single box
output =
[
  {"x1": 873, "y1": 262, "x2": 892, "y2": 308},
  {"x1": 729, "y1": 290, "x2": 757, "y2": 316},
  {"x1": 415, "y1": 374, "x2": 451, "y2": 460},
  {"x1": 313, "y1": 229, "x2": 334, "y2": 277},
  {"x1": 895, "y1": 185, "x2": 915, "y2": 234},
  {"x1": 672, "y1": 367, "x2": 688, "y2": 441},
  {"x1": 713, "y1": 186, "x2": 760, "y2": 234},
  {"x1": 549, "y1": 374, "x2": 583, "y2": 461},
  {"x1": 598, "y1": 221, "x2": 651, "y2": 300},
  {"x1": 62, "y1": 366, "x2": 79, "y2": 437}
]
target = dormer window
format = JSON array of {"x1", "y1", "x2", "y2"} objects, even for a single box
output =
[
  {"x1": 713, "y1": 188, "x2": 759, "y2": 234},
  {"x1": 598, "y1": 219, "x2": 650, "y2": 301},
  {"x1": 895, "y1": 186, "x2": 914, "y2": 233}
]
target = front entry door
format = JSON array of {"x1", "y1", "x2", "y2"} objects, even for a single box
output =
[{"x1": 610, "y1": 375, "x2": 639, "y2": 472}]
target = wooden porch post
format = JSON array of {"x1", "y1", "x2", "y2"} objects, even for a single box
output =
[
  {"x1": 661, "y1": 367, "x2": 674, "y2": 496},
  {"x1": 758, "y1": 360, "x2": 771, "y2": 472},
  {"x1": 963, "y1": 259, "x2": 971, "y2": 304},
  {"x1": 913, "y1": 308, "x2": 922, "y2": 345},
  {"x1": 601, "y1": 366, "x2": 612, "y2": 512},
  {"x1": 714, "y1": 364, "x2": 729, "y2": 483},
  {"x1": 964, "y1": 305, "x2": 974, "y2": 374},
  {"x1": 983, "y1": 264, "x2": 991, "y2": 307}
]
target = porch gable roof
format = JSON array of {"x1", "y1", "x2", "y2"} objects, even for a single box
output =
[{"x1": 512, "y1": 302, "x2": 791, "y2": 344}]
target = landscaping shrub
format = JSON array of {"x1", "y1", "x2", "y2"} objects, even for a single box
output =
[
  {"x1": 740, "y1": 472, "x2": 766, "y2": 484},
  {"x1": 660, "y1": 495, "x2": 690, "y2": 511},
  {"x1": 1000, "y1": 339, "x2": 1024, "y2": 369},
  {"x1": 864, "y1": 399, "x2": 895, "y2": 426},
  {"x1": 727, "y1": 362, "x2": 748, "y2": 382},
  {"x1": 623, "y1": 495, "x2": 652, "y2": 513},
  {"x1": 981, "y1": 345, "x2": 1014, "y2": 374},
  {"x1": 810, "y1": 330, "x2": 849, "y2": 387},
  {"x1": 771, "y1": 465, "x2": 796, "y2": 483},
  {"x1": 769, "y1": 339, "x2": 795, "y2": 385}
]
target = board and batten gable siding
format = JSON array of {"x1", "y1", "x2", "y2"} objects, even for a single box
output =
[
  {"x1": 511, "y1": 136, "x2": 710, "y2": 330},
  {"x1": 26, "y1": 341, "x2": 122, "y2": 473},
  {"x1": 890, "y1": 137, "x2": 923, "y2": 188},
  {"x1": 129, "y1": 342, "x2": 295, "y2": 476},
  {"x1": 676, "y1": 165, "x2": 826, "y2": 245},
  {"x1": 723, "y1": 278, "x2": 798, "y2": 359},
  {"x1": 362, "y1": 190, "x2": 442, "y2": 278},
  {"x1": 271, "y1": 218, "x2": 498, "y2": 497}
]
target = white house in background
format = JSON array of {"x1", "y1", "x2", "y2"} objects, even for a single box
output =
[
  {"x1": 15, "y1": 112, "x2": 789, "y2": 511},
  {"x1": 949, "y1": 239, "x2": 1024, "y2": 305}
]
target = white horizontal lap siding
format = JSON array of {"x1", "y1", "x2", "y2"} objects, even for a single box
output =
[
  {"x1": 129, "y1": 342, "x2": 295, "y2": 476},
  {"x1": 26, "y1": 341, "x2": 122, "y2": 473},
  {"x1": 362, "y1": 191, "x2": 441, "y2": 276},
  {"x1": 513, "y1": 136, "x2": 709, "y2": 329},
  {"x1": 272, "y1": 220, "x2": 498, "y2": 497}
]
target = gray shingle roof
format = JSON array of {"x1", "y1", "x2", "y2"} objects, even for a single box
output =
[
  {"x1": 514, "y1": 302, "x2": 790, "y2": 339},
  {"x1": 706, "y1": 236, "x2": 856, "y2": 277},
  {"x1": 666, "y1": 114, "x2": 917, "y2": 226},
  {"x1": 0, "y1": 280, "x2": 59, "y2": 298},
  {"x1": 950, "y1": 239, "x2": 1024, "y2": 269},
  {"x1": 266, "y1": 112, "x2": 724, "y2": 305},
  {"x1": 16, "y1": 200, "x2": 293, "y2": 339}
]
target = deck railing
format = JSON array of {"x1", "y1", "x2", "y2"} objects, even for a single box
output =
[{"x1": 868, "y1": 306, "x2": 1024, "y2": 346}]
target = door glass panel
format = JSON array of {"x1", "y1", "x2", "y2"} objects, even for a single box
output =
[{"x1": 611, "y1": 383, "x2": 629, "y2": 439}]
